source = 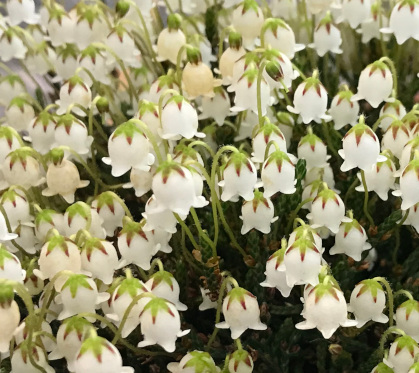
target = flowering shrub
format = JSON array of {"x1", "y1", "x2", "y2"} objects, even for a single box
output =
[{"x1": 0, "y1": 0, "x2": 419, "y2": 372}]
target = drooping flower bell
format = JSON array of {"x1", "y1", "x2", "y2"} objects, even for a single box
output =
[
  {"x1": 46, "y1": 4, "x2": 77, "y2": 47},
  {"x1": 0, "y1": 245, "x2": 26, "y2": 283},
  {"x1": 232, "y1": 0, "x2": 264, "y2": 49},
  {"x1": 395, "y1": 300, "x2": 419, "y2": 342},
  {"x1": 219, "y1": 31, "x2": 246, "y2": 85},
  {"x1": 0, "y1": 284, "x2": 20, "y2": 353},
  {"x1": 351, "y1": 60, "x2": 393, "y2": 108},
  {"x1": 55, "y1": 44, "x2": 80, "y2": 81},
  {"x1": 156, "y1": 13, "x2": 186, "y2": 64},
  {"x1": 138, "y1": 296, "x2": 190, "y2": 352},
  {"x1": 329, "y1": 213, "x2": 372, "y2": 261},
  {"x1": 240, "y1": 190, "x2": 278, "y2": 234},
  {"x1": 287, "y1": 70, "x2": 331, "y2": 124},
  {"x1": 0, "y1": 75, "x2": 26, "y2": 107},
  {"x1": 378, "y1": 99, "x2": 407, "y2": 132},
  {"x1": 5, "y1": 97, "x2": 35, "y2": 132},
  {"x1": 216, "y1": 286, "x2": 267, "y2": 339},
  {"x1": 381, "y1": 120, "x2": 411, "y2": 159},
  {"x1": 228, "y1": 349, "x2": 254, "y2": 373},
  {"x1": 103, "y1": 119, "x2": 155, "y2": 177},
  {"x1": 359, "y1": 3, "x2": 390, "y2": 44},
  {"x1": 296, "y1": 279, "x2": 357, "y2": 338},
  {"x1": 167, "y1": 350, "x2": 220, "y2": 373},
  {"x1": 11, "y1": 341, "x2": 55, "y2": 373},
  {"x1": 403, "y1": 203, "x2": 419, "y2": 233},
  {"x1": 56, "y1": 76, "x2": 92, "y2": 117},
  {"x1": 219, "y1": 150, "x2": 258, "y2": 202},
  {"x1": 384, "y1": 335, "x2": 419, "y2": 373},
  {"x1": 309, "y1": 12, "x2": 343, "y2": 57},
  {"x1": 0, "y1": 188, "x2": 33, "y2": 230},
  {"x1": 339, "y1": 117, "x2": 385, "y2": 172},
  {"x1": 28, "y1": 111, "x2": 57, "y2": 155},
  {"x1": 106, "y1": 24, "x2": 140, "y2": 67},
  {"x1": 6, "y1": 0, "x2": 39, "y2": 26},
  {"x1": 78, "y1": 46, "x2": 112, "y2": 86},
  {"x1": 393, "y1": 158, "x2": 419, "y2": 210},
  {"x1": 297, "y1": 127, "x2": 331, "y2": 170},
  {"x1": 199, "y1": 86, "x2": 232, "y2": 126},
  {"x1": 329, "y1": 88, "x2": 359, "y2": 130},
  {"x1": 0, "y1": 27, "x2": 27, "y2": 62},
  {"x1": 73, "y1": 4, "x2": 108, "y2": 49},
  {"x1": 341, "y1": 0, "x2": 371, "y2": 28},
  {"x1": 348, "y1": 279, "x2": 388, "y2": 327}
]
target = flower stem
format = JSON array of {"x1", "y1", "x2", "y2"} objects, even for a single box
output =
[
  {"x1": 374, "y1": 277, "x2": 394, "y2": 327},
  {"x1": 379, "y1": 57, "x2": 398, "y2": 98},
  {"x1": 360, "y1": 170, "x2": 375, "y2": 227},
  {"x1": 378, "y1": 326, "x2": 405, "y2": 357}
]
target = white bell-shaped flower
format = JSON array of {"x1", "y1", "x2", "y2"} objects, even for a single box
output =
[
  {"x1": 260, "y1": 246, "x2": 293, "y2": 297},
  {"x1": 1, "y1": 189, "x2": 33, "y2": 230},
  {"x1": 199, "y1": 87, "x2": 231, "y2": 126},
  {"x1": 329, "y1": 215, "x2": 372, "y2": 260},
  {"x1": 232, "y1": 0, "x2": 264, "y2": 49},
  {"x1": 240, "y1": 190, "x2": 278, "y2": 234},
  {"x1": 395, "y1": 300, "x2": 419, "y2": 342},
  {"x1": 355, "y1": 153, "x2": 396, "y2": 200},
  {"x1": 0, "y1": 285, "x2": 20, "y2": 353},
  {"x1": 15, "y1": 319, "x2": 55, "y2": 352},
  {"x1": 381, "y1": 0, "x2": 419, "y2": 45},
  {"x1": 63, "y1": 202, "x2": 105, "y2": 239},
  {"x1": 0, "y1": 27, "x2": 27, "y2": 62},
  {"x1": 219, "y1": 151, "x2": 258, "y2": 202},
  {"x1": 74, "y1": 5, "x2": 108, "y2": 50},
  {"x1": 5, "y1": 97, "x2": 35, "y2": 132},
  {"x1": 309, "y1": 13, "x2": 343, "y2": 56},
  {"x1": 358, "y1": 3, "x2": 390, "y2": 43},
  {"x1": 156, "y1": 14, "x2": 186, "y2": 64},
  {"x1": 123, "y1": 168, "x2": 153, "y2": 198},
  {"x1": 351, "y1": 60, "x2": 393, "y2": 108},
  {"x1": 0, "y1": 76, "x2": 26, "y2": 107},
  {"x1": 393, "y1": 158, "x2": 419, "y2": 210},
  {"x1": 329, "y1": 89, "x2": 359, "y2": 130},
  {"x1": 378, "y1": 99, "x2": 407, "y2": 132},
  {"x1": 228, "y1": 349, "x2": 254, "y2": 373},
  {"x1": 341, "y1": 0, "x2": 371, "y2": 28},
  {"x1": 167, "y1": 350, "x2": 220, "y2": 373},
  {"x1": 103, "y1": 119, "x2": 155, "y2": 177},
  {"x1": 219, "y1": 32, "x2": 246, "y2": 85},
  {"x1": 298, "y1": 128, "x2": 330, "y2": 169},
  {"x1": 106, "y1": 25, "x2": 140, "y2": 67},
  {"x1": 55, "y1": 44, "x2": 79, "y2": 81},
  {"x1": 11, "y1": 342, "x2": 54, "y2": 373},
  {"x1": 0, "y1": 126, "x2": 22, "y2": 164},
  {"x1": 287, "y1": 71, "x2": 331, "y2": 124},
  {"x1": 296, "y1": 281, "x2": 357, "y2": 338},
  {"x1": 6, "y1": 0, "x2": 39, "y2": 25},
  {"x1": 92, "y1": 192, "x2": 125, "y2": 237},
  {"x1": 27, "y1": 111, "x2": 56, "y2": 155},
  {"x1": 262, "y1": 49, "x2": 298, "y2": 90},
  {"x1": 138, "y1": 296, "x2": 190, "y2": 352},
  {"x1": 251, "y1": 119, "x2": 287, "y2": 163},
  {"x1": 46, "y1": 5, "x2": 77, "y2": 46},
  {"x1": 56, "y1": 76, "x2": 92, "y2": 117},
  {"x1": 403, "y1": 203, "x2": 419, "y2": 233},
  {"x1": 78, "y1": 46, "x2": 112, "y2": 86},
  {"x1": 216, "y1": 286, "x2": 267, "y2": 339},
  {"x1": 34, "y1": 209, "x2": 64, "y2": 243},
  {"x1": 384, "y1": 335, "x2": 419, "y2": 373},
  {"x1": 142, "y1": 195, "x2": 183, "y2": 234},
  {"x1": 348, "y1": 279, "x2": 388, "y2": 328},
  {"x1": 307, "y1": 185, "x2": 349, "y2": 233},
  {"x1": 397, "y1": 136, "x2": 419, "y2": 176},
  {"x1": 74, "y1": 335, "x2": 134, "y2": 373},
  {"x1": 146, "y1": 270, "x2": 187, "y2": 311},
  {"x1": 381, "y1": 120, "x2": 411, "y2": 159},
  {"x1": 0, "y1": 245, "x2": 25, "y2": 283},
  {"x1": 261, "y1": 150, "x2": 296, "y2": 197},
  {"x1": 339, "y1": 119, "x2": 384, "y2": 171}
]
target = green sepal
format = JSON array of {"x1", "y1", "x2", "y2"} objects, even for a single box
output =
[
  {"x1": 226, "y1": 287, "x2": 254, "y2": 311},
  {"x1": 140, "y1": 297, "x2": 175, "y2": 323},
  {"x1": 183, "y1": 351, "x2": 219, "y2": 373},
  {"x1": 0, "y1": 245, "x2": 18, "y2": 270},
  {"x1": 354, "y1": 279, "x2": 383, "y2": 303},
  {"x1": 61, "y1": 273, "x2": 94, "y2": 298}
]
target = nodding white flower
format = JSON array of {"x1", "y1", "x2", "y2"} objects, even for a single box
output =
[
  {"x1": 156, "y1": 14, "x2": 186, "y2": 64},
  {"x1": 92, "y1": 192, "x2": 125, "y2": 237},
  {"x1": 395, "y1": 300, "x2": 419, "y2": 342},
  {"x1": 381, "y1": 120, "x2": 411, "y2": 159},
  {"x1": 216, "y1": 287, "x2": 267, "y2": 339},
  {"x1": 134, "y1": 100, "x2": 161, "y2": 141},
  {"x1": 0, "y1": 126, "x2": 22, "y2": 165},
  {"x1": 261, "y1": 150, "x2": 296, "y2": 197},
  {"x1": 167, "y1": 350, "x2": 220, "y2": 373},
  {"x1": 161, "y1": 95, "x2": 204, "y2": 139},
  {"x1": 0, "y1": 211, "x2": 18, "y2": 242},
  {"x1": 358, "y1": 3, "x2": 390, "y2": 44},
  {"x1": 4, "y1": 223, "x2": 38, "y2": 255},
  {"x1": 150, "y1": 160, "x2": 207, "y2": 215},
  {"x1": 341, "y1": 0, "x2": 371, "y2": 28},
  {"x1": 219, "y1": 32, "x2": 246, "y2": 85},
  {"x1": 146, "y1": 270, "x2": 187, "y2": 311},
  {"x1": 5, "y1": 97, "x2": 35, "y2": 132},
  {"x1": 348, "y1": 280, "x2": 388, "y2": 328},
  {"x1": 307, "y1": 185, "x2": 349, "y2": 233},
  {"x1": 199, "y1": 86, "x2": 231, "y2": 126},
  {"x1": 34, "y1": 234, "x2": 82, "y2": 290},
  {"x1": 309, "y1": 13, "x2": 343, "y2": 56},
  {"x1": 55, "y1": 44, "x2": 80, "y2": 81},
  {"x1": 355, "y1": 153, "x2": 396, "y2": 200},
  {"x1": 240, "y1": 190, "x2": 278, "y2": 234},
  {"x1": 103, "y1": 120, "x2": 155, "y2": 177},
  {"x1": 78, "y1": 46, "x2": 112, "y2": 86},
  {"x1": 381, "y1": 0, "x2": 419, "y2": 45},
  {"x1": 74, "y1": 335, "x2": 134, "y2": 373},
  {"x1": 378, "y1": 99, "x2": 407, "y2": 132},
  {"x1": 0, "y1": 75, "x2": 26, "y2": 107},
  {"x1": 34, "y1": 209, "x2": 64, "y2": 243},
  {"x1": 0, "y1": 27, "x2": 27, "y2": 62},
  {"x1": 6, "y1": 0, "x2": 39, "y2": 25},
  {"x1": 182, "y1": 47, "x2": 218, "y2": 99},
  {"x1": 251, "y1": 120, "x2": 287, "y2": 163},
  {"x1": 0, "y1": 245, "x2": 25, "y2": 283},
  {"x1": 15, "y1": 319, "x2": 55, "y2": 352},
  {"x1": 287, "y1": 72, "x2": 331, "y2": 124},
  {"x1": 49, "y1": 316, "x2": 94, "y2": 372},
  {"x1": 57, "y1": 274, "x2": 109, "y2": 321},
  {"x1": 306, "y1": 0, "x2": 333, "y2": 14},
  {"x1": 117, "y1": 219, "x2": 157, "y2": 270},
  {"x1": 261, "y1": 18, "x2": 304, "y2": 59},
  {"x1": 1, "y1": 189, "x2": 33, "y2": 230},
  {"x1": 271, "y1": 0, "x2": 297, "y2": 19},
  {"x1": 74, "y1": 5, "x2": 108, "y2": 50},
  {"x1": 0, "y1": 284, "x2": 20, "y2": 353},
  {"x1": 28, "y1": 111, "x2": 57, "y2": 155},
  {"x1": 393, "y1": 158, "x2": 419, "y2": 210},
  {"x1": 148, "y1": 74, "x2": 179, "y2": 104},
  {"x1": 262, "y1": 49, "x2": 298, "y2": 91},
  {"x1": 260, "y1": 246, "x2": 293, "y2": 297},
  {"x1": 329, "y1": 89, "x2": 359, "y2": 130},
  {"x1": 282, "y1": 235, "x2": 323, "y2": 287},
  {"x1": 301, "y1": 179, "x2": 325, "y2": 210},
  {"x1": 106, "y1": 25, "x2": 140, "y2": 67},
  {"x1": 289, "y1": 223, "x2": 324, "y2": 250},
  {"x1": 107, "y1": 277, "x2": 151, "y2": 338},
  {"x1": 80, "y1": 238, "x2": 118, "y2": 285},
  {"x1": 403, "y1": 203, "x2": 419, "y2": 233},
  {"x1": 46, "y1": 5, "x2": 77, "y2": 46},
  {"x1": 397, "y1": 136, "x2": 419, "y2": 176},
  {"x1": 229, "y1": 52, "x2": 259, "y2": 89},
  {"x1": 351, "y1": 60, "x2": 393, "y2": 108},
  {"x1": 138, "y1": 296, "x2": 190, "y2": 352},
  {"x1": 229, "y1": 349, "x2": 254, "y2": 373},
  {"x1": 54, "y1": 114, "x2": 93, "y2": 157},
  {"x1": 232, "y1": 0, "x2": 264, "y2": 49},
  {"x1": 384, "y1": 336, "x2": 419, "y2": 373},
  {"x1": 11, "y1": 342, "x2": 55, "y2": 373},
  {"x1": 63, "y1": 202, "x2": 105, "y2": 238},
  {"x1": 230, "y1": 66, "x2": 271, "y2": 115},
  {"x1": 142, "y1": 195, "x2": 183, "y2": 234},
  {"x1": 56, "y1": 76, "x2": 92, "y2": 117},
  {"x1": 219, "y1": 151, "x2": 258, "y2": 202},
  {"x1": 1, "y1": 147, "x2": 44, "y2": 189},
  {"x1": 329, "y1": 216, "x2": 372, "y2": 260},
  {"x1": 298, "y1": 128, "x2": 331, "y2": 170},
  {"x1": 339, "y1": 120, "x2": 384, "y2": 172},
  {"x1": 296, "y1": 281, "x2": 357, "y2": 338}
]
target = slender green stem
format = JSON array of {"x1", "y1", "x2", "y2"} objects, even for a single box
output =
[
  {"x1": 379, "y1": 57, "x2": 398, "y2": 98},
  {"x1": 372, "y1": 114, "x2": 399, "y2": 132},
  {"x1": 190, "y1": 207, "x2": 218, "y2": 259},
  {"x1": 257, "y1": 61, "x2": 268, "y2": 128},
  {"x1": 374, "y1": 277, "x2": 394, "y2": 327},
  {"x1": 378, "y1": 326, "x2": 405, "y2": 356},
  {"x1": 175, "y1": 213, "x2": 201, "y2": 252},
  {"x1": 360, "y1": 170, "x2": 375, "y2": 227},
  {"x1": 394, "y1": 289, "x2": 414, "y2": 301},
  {"x1": 286, "y1": 198, "x2": 314, "y2": 234}
]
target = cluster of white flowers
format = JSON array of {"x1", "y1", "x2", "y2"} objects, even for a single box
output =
[{"x1": 0, "y1": 0, "x2": 419, "y2": 371}]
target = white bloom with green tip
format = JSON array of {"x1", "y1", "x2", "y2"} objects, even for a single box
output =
[
  {"x1": 384, "y1": 335, "x2": 419, "y2": 373},
  {"x1": 395, "y1": 300, "x2": 419, "y2": 342}
]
